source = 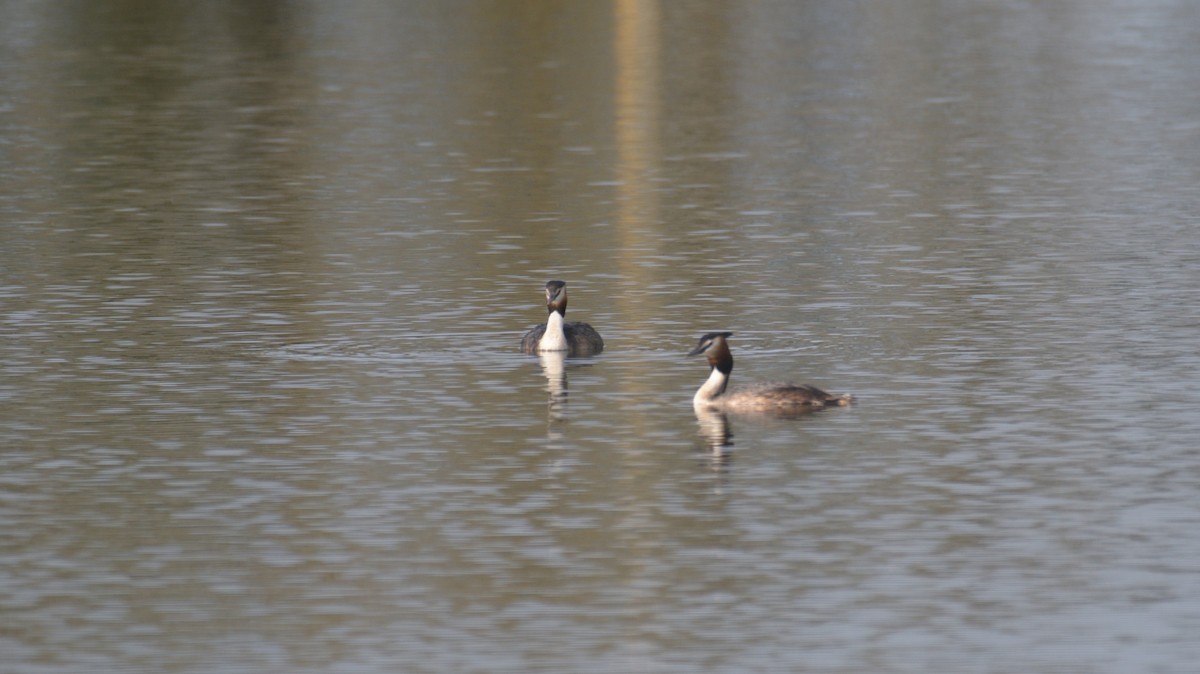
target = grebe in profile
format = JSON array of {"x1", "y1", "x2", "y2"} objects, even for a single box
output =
[
  {"x1": 520, "y1": 280, "x2": 604, "y2": 356},
  {"x1": 688, "y1": 332, "x2": 852, "y2": 412}
]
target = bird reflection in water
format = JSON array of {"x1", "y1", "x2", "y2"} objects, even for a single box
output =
[
  {"x1": 695, "y1": 402, "x2": 844, "y2": 471},
  {"x1": 538, "y1": 350, "x2": 569, "y2": 428},
  {"x1": 694, "y1": 407, "x2": 734, "y2": 469}
]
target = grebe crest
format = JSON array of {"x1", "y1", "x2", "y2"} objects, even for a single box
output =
[
  {"x1": 520, "y1": 280, "x2": 604, "y2": 356},
  {"x1": 687, "y1": 332, "x2": 852, "y2": 412}
]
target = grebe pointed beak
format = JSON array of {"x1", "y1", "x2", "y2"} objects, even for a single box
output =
[{"x1": 687, "y1": 342, "x2": 709, "y2": 357}]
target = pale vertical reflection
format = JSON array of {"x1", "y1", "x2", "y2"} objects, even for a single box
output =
[
  {"x1": 613, "y1": 0, "x2": 662, "y2": 327},
  {"x1": 611, "y1": 3, "x2": 671, "y2": 630}
]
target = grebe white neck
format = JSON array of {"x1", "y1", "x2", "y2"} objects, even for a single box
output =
[
  {"x1": 538, "y1": 311, "x2": 569, "y2": 351},
  {"x1": 693, "y1": 366, "x2": 729, "y2": 406}
]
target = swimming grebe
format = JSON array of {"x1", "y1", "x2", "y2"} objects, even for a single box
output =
[
  {"x1": 688, "y1": 332, "x2": 852, "y2": 411},
  {"x1": 520, "y1": 280, "x2": 604, "y2": 356}
]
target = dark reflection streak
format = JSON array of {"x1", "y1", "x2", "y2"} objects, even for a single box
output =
[{"x1": 31, "y1": 1, "x2": 322, "y2": 349}]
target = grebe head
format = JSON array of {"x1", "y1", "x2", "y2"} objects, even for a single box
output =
[
  {"x1": 544, "y1": 280, "x2": 568, "y2": 316},
  {"x1": 688, "y1": 331, "x2": 734, "y2": 374}
]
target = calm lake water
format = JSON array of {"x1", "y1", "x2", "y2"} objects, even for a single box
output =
[{"x1": 4, "y1": 1, "x2": 1200, "y2": 672}]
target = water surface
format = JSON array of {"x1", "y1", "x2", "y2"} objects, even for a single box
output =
[{"x1": 3, "y1": 2, "x2": 1200, "y2": 673}]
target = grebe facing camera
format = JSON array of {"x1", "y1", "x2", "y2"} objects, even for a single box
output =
[{"x1": 521, "y1": 280, "x2": 604, "y2": 356}]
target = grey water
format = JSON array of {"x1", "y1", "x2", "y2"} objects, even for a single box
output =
[{"x1": 3, "y1": 2, "x2": 1200, "y2": 672}]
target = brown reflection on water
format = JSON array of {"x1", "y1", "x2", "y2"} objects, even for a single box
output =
[
  {"x1": 611, "y1": 0, "x2": 664, "y2": 426},
  {"x1": 614, "y1": 0, "x2": 663, "y2": 293}
]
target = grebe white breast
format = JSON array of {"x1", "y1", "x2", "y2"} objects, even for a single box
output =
[
  {"x1": 520, "y1": 280, "x2": 604, "y2": 356},
  {"x1": 688, "y1": 332, "x2": 852, "y2": 411}
]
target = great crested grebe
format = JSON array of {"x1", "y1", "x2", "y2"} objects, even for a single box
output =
[
  {"x1": 520, "y1": 280, "x2": 604, "y2": 356},
  {"x1": 688, "y1": 332, "x2": 852, "y2": 411}
]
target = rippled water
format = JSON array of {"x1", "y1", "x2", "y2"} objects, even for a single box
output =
[{"x1": 4, "y1": 2, "x2": 1200, "y2": 673}]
